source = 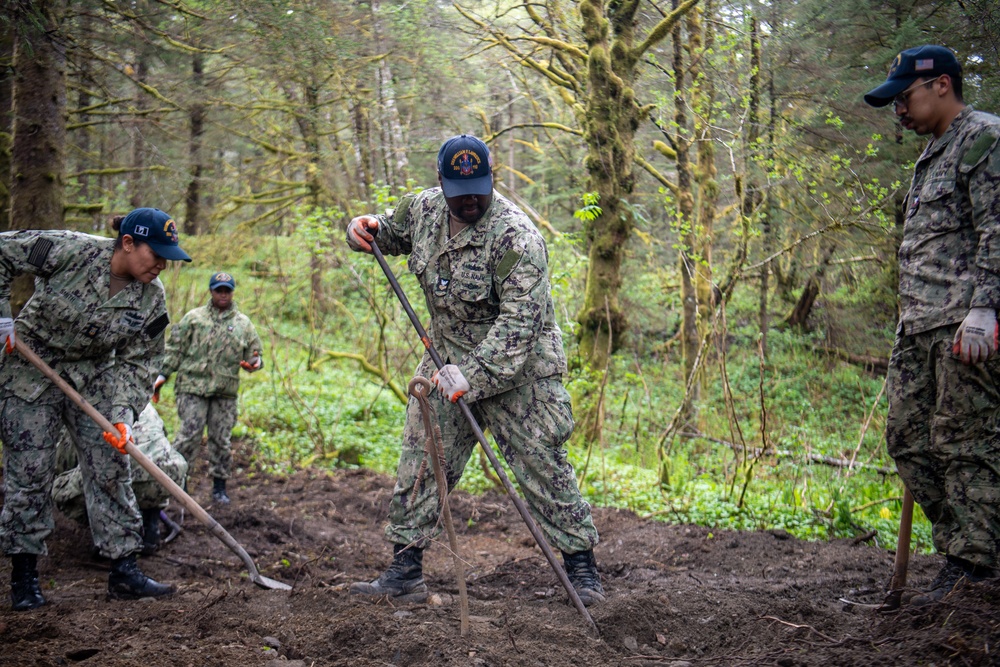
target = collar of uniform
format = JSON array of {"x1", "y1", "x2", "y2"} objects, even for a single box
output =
[
  {"x1": 91, "y1": 242, "x2": 144, "y2": 310},
  {"x1": 207, "y1": 298, "x2": 238, "y2": 319},
  {"x1": 442, "y1": 197, "x2": 495, "y2": 251},
  {"x1": 919, "y1": 105, "x2": 974, "y2": 164}
]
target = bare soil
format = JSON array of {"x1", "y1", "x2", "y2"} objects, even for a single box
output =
[{"x1": 2, "y1": 458, "x2": 998, "y2": 667}]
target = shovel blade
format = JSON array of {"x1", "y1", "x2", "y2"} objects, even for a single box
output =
[{"x1": 251, "y1": 573, "x2": 292, "y2": 591}]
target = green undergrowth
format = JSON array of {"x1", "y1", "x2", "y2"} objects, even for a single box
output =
[{"x1": 149, "y1": 231, "x2": 932, "y2": 555}]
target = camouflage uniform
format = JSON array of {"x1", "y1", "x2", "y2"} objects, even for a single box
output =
[
  {"x1": 0, "y1": 231, "x2": 169, "y2": 559},
  {"x1": 53, "y1": 404, "x2": 187, "y2": 523},
  {"x1": 159, "y1": 300, "x2": 262, "y2": 479},
  {"x1": 887, "y1": 106, "x2": 1000, "y2": 570},
  {"x1": 373, "y1": 188, "x2": 598, "y2": 554}
]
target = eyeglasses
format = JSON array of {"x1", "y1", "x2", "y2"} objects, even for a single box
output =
[{"x1": 893, "y1": 77, "x2": 939, "y2": 111}]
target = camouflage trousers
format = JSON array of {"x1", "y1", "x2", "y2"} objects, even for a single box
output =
[
  {"x1": 386, "y1": 375, "x2": 599, "y2": 554},
  {"x1": 0, "y1": 388, "x2": 142, "y2": 559},
  {"x1": 887, "y1": 323, "x2": 1000, "y2": 570},
  {"x1": 174, "y1": 393, "x2": 238, "y2": 480},
  {"x1": 52, "y1": 430, "x2": 187, "y2": 524}
]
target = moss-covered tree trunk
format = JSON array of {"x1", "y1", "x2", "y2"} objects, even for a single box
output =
[
  {"x1": 9, "y1": 0, "x2": 66, "y2": 314},
  {"x1": 575, "y1": 0, "x2": 699, "y2": 369}
]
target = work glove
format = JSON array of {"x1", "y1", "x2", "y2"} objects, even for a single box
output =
[
  {"x1": 152, "y1": 374, "x2": 167, "y2": 403},
  {"x1": 432, "y1": 364, "x2": 470, "y2": 403},
  {"x1": 102, "y1": 422, "x2": 134, "y2": 455},
  {"x1": 0, "y1": 316, "x2": 13, "y2": 354},
  {"x1": 346, "y1": 215, "x2": 379, "y2": 253},
  {"x1": 953, "y1": 307, "x2": 999, "y2": 365},
  {"x1": 240, "y1": 351, "x2": 262, "y2": 371}
]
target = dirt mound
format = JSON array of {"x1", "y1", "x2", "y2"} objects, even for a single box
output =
[{"x1": 2, "y1": 464, "x2": 997, "y2": 666}]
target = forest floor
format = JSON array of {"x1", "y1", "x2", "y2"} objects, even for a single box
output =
[{"x1": 2, "y1": 457, "x2": 999, "y2": 667}]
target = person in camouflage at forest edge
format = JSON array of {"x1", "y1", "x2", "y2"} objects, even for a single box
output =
[
  {"x1": 865, "y1": 45, "x2": 1000, "y2": 604},
  {"x1": 53, "y1": 403, "x2": 187, "y2": 555},
  {"x1": 0, "y1": 208, "x2": 190, "y2": 611},
  {"x1": 344, "y1": 134, "x2": 603, "y2": 606},
  {"x1": 155, "y1": 271, "x2": 263, "y2": 505}
]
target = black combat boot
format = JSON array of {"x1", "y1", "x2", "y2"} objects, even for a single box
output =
[
  {"x1": 911, "y1": 555, "x2": 994, "y2": 606},
  {"x1": 562, "y1": 549, "x2": 606, "y2": 606},
  {"x1": 10, "y1": 554, "x2": 46, "y2": 611},
  {"x1": 212, "y1": 477, "x2": 230, "y2": 505},
  {"x1": 141, "y1": 508, "x2": 161, "y2": 555},
  {"x1": 108, "y1": 554, "x2": 175, "y2": 600},
  {"x1": 349, "y1": 544, "x2": 428, "y2": 603}
]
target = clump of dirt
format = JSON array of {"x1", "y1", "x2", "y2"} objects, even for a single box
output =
[{"x1": 2, "y1": 462, "x2": 998, "y2": 666}]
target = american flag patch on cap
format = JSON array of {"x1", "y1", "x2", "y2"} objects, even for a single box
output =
[{"x1": 915, "y1": 59, "x2": 934, "y2": 71}]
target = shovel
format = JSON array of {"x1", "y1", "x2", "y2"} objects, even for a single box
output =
[
  {"x1": 368, "y1": 239, "x2": 598, "y2": 634},
  {"x1": 14, "y1": 338, "x2": 291, "y2": 591},
  {"x1": 880, "y1": 488, "x2": 914, "y2": 611}
]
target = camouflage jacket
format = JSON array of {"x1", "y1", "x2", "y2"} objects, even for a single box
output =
[
  {"x1": 160, "y1": 300, "x2": 263, "y2": 398},
  {"x1": 373, "y1": 188, "x2": 567, "y2": 402},
  {"x1": 899, "y1": 106, "x2": 1000, "y2": 334},
  {"x1": 0, "y1": 230, "x2": 169, "y2": 424}
]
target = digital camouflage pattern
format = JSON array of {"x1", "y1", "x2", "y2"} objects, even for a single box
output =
[
  {"x1": 159, "y1": 300, "x2": 263, "y2": 398},
  {"x1": 387, "y1": 377, "x2": 598, "y2": 554},
  {"x1": 368, "y1": 188, "x2": 597, "y2": 553},
  {"x1": 887, "y1": 106, "x2": 1000, "y2": 571},
  {"x1": 897, "y1": 107, "x2": 1000, "y2": 335},
  {"x1": 0, "y1": 231, "x2": 169, "y2": 423},
  {"x1": 52, "y1": 404, "x2": 187, "y2": 523},
  {"x1": 0, "y1": 230, "x2": 169, "y2": 558},
  {"x1": 173, "y1": 393, "x2": 238, "y2": 480},
  {"x1": 374, "y1": 189, "x2": 567, "y2": 403},
  {"x1": 0, "y1": 389, "x2": 142, "y2": 558}
]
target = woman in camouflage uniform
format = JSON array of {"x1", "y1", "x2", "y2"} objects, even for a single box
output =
[{"x1": 0, "y1": 208, "x2": 191, "y2": 611}]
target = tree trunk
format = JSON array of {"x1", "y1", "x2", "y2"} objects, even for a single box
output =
[
  {"x1": 185, "y1": 53, "x2": 205, "y2": 236},
  {"x1": 129, "y1": 53, "x2": 148, "y2": 210},
  {"x1": 0, "y1": 20, "x2": 13, "y2": 232},
  {"x1": 9, "y1": 0, "x2": 67, "y2": 314},
  {"x1": 784, "y1": 241, "x2": 836, "y2": 329},
  {"x1": 673, "y1": 7, "x2": 699, "y2": 425}
]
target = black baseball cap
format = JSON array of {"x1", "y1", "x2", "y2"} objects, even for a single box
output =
[
  {"x1": 436, "y1": 134, "x2": 493, "y2": 197},
  {"x1": 864, "y1": 45, "x2": 962, "y2": 107},
  {"x1": 119, "y1": 208, "x2": 192, "y2": 262}
]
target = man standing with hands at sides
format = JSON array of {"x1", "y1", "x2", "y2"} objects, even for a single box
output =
[
  {"x1": 154, "y1": 272, "x2": 263, "y2": 505},
  {"x1": 865, "y1": 45, "x2": 1000, "y2": 604},
  {"x1": 344, "y1": 134, "x2": 604, "y2": 606}
]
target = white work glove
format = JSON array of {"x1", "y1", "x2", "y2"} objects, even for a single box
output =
[
  {"x1": 0, "y1": 316, "x2": 13, "y2": 354},
  {"x1": 432, "y1": 364, "x2": 471, "y2": 403},
  {"x1": 346, "y1": 215, "x2": 379, "y2": 253},
  {"x1": 152, "y1": 374, "x2": 167, "y2": 403},
  {"x1": 953, "y1": 307, "x2": 999, "y2": 365}
]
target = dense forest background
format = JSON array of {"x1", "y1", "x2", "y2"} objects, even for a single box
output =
[{"x1": 3, "y1": 0, "x2": 1000, "y2": 552}]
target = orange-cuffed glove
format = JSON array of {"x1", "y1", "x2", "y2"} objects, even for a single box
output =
[
  {"x1": 152, "y1": 374, "x2": 167, "y2": 403},
  {"x1": 952, "y1": 308, "x2": 999, "y2": 365},
  {"x1": 346, "y1": 215, "x2": 379, "y2": 253},
  {"x1": 239, "y1": 352, "x2": 262, "y2": 372},
  {"x1": 431, "y1": 364, "x2": 470, "y2": 403},
  {"x1": 0, "y1": 316, "x2": 14, "y2": 355},
  {"x1": 102, "y1": 422, "x2": 134, "y2": 454}
]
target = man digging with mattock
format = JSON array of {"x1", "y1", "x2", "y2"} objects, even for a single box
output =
[{"x1": 345, "y1": 134, "x2": 605, "y2": 606}]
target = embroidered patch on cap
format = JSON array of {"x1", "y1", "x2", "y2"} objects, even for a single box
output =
[{"x1": 915, "y1": 58, "x2": 935, "y2": 71}]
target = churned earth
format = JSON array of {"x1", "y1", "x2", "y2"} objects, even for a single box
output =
[{"x1": 1, "y1": 459, "x2": 998, "y2": 667}]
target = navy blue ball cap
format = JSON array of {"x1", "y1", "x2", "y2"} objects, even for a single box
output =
[
  {"x1": 864, "y1": 45, "x2": 961, "y2": 107},
  {"x1": 437, "y1": 134, "x2": 493, "y2": 197},
  {"x1": 119, "y1": 208, "x2": 192, "y2": 262},
  {"x1": 209, "y1": 271, "x2": 235, "y2": 291}
]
